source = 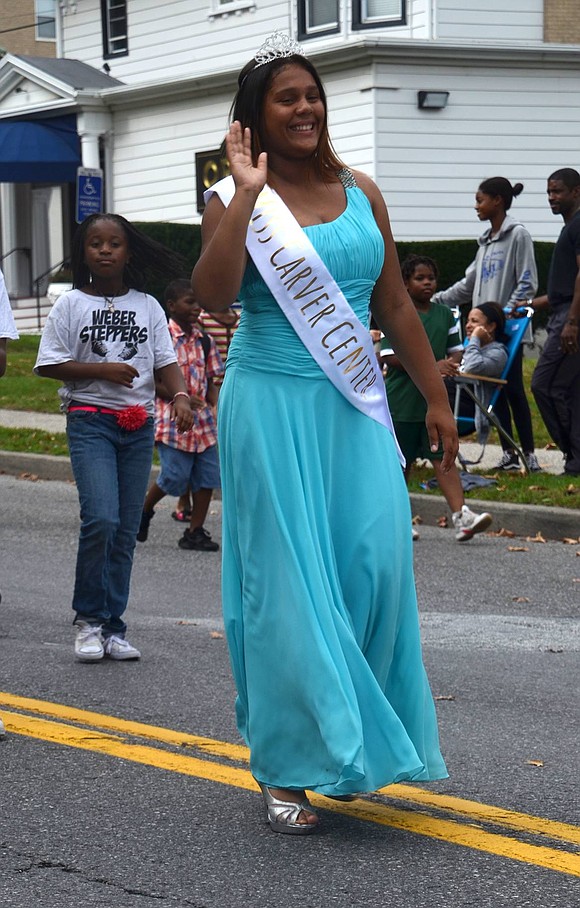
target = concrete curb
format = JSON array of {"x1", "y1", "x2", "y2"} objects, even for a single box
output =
[
  {"x1": 0, "y1": 449, "x2": 576, "y2": 541},
  {"x1": 0, "y1": 450, "x2": 160, "y2": 485},
  {"x1": 410, "y1": 492, "x2": 579, "y2": 542}
]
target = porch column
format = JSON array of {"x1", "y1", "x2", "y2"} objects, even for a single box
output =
[
  {"x1": 0, "y1": 182, "x2": 32, "y2": 297},
  {"x1": 76, "y1": 110, "x2": 113, "y2": 171}
]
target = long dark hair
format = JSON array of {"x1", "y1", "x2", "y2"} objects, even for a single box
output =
[
  {"x1": 476, "y1": 302, "x2": 508, "y2": 344},
  {"x1": 71, "y1": 214, "x2": 185, "y2": 291},
  {"x1": 230, "y1": 55, "x2": 344, "y2": 181},
  {"x1": 478, "y1": 177, "x2": 523, "y2": 211}
]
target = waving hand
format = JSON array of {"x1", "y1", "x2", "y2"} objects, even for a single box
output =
[{"x1": 226, "y1": 121, "x2": 268, "y2": 196}]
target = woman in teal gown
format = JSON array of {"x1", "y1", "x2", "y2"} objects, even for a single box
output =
[{"x1": 192, "y1": 40, "x2": 457, "y2": 835}]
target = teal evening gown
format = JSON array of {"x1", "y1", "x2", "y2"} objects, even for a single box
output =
[{"x1": 218, "y1": 183, "x2": 447, "y2": 795}]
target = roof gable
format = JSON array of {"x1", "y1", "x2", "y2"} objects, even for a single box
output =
[{"x1": 0, "y1": 54, "x2": 123, "y2": 116}]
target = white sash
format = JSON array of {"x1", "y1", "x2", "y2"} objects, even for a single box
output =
[{"x1": 204, "y1": 176, "x2": 403, "y2": 462}]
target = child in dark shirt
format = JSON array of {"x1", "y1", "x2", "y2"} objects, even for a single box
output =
[{"x1": 381, "y1": 255, "x2": 493, "y2": 542}]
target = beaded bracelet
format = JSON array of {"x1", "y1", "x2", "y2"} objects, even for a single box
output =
[{"x1": 172, "y1": 391, "x2": 190, "y2": 404}]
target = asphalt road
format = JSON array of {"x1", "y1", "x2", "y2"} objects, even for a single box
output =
[{"x1": 0, "y1": 473, "x2": 579, "y2": 907}]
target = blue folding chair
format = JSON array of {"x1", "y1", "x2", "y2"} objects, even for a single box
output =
[{"x1": 453, "y1": 306, "x2": 534, "y2": 473}]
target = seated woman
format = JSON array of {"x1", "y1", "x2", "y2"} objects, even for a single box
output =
[{"x1": 455, "y1": 302, "x2": 509, "y2": 444}]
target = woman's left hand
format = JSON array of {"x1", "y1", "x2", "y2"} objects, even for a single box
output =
[{"x1": 426, "y1": 404, "x2": 459, "y2": 473}]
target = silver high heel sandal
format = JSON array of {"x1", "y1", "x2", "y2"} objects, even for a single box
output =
[{"x1": 257, "y1": 782, "x2": 319, "y2": 835}]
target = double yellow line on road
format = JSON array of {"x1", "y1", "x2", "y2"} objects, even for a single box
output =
[{"x1": 2, "y1": 691, "x2": 579, "y2": 877}]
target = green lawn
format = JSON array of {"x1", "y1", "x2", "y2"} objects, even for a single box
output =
[
  {"x1": 0, "y1": 335, "x2": 62, "y2": 413},
  {"x1": 0, "y1": 425, "x2": 69, "y2": 457},
  {"x1": 406, "y1": 463, "x2": 579, "y2": 510},
  {"x1": 1, "y1": 335, "x2": 577, "y2": 508}
]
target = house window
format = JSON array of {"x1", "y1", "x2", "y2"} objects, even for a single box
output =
[
  {"x1": 36, "y1": 0, "x2": 56, "y2": 40},
  {"x1": 352, "y1": 0, "x2": 405, "y2": 30},
  {"x1": 101, "y1": 0, "x2": 128, "y2": 58},
  {"x1": 298, "y1": 0, "x2": 340, "y2": 39},
  {"x1": 208, "y1": 0, "x2": 257, "y2": 16}
]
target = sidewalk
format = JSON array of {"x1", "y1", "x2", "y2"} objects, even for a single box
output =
[{"x1": 0, "y1": 409, "x2": 577, "y2": 540}]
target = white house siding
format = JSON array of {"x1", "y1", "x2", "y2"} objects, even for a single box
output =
[
  {"x1": 108, "y1": 65, "x2": 376, "y2": 223},
  {"x1": 63, "y1": 0, "x2": 518, "y2": 84},
  {"x1": 373, "y1": 54, "x2": 580, "y2": 242},
  {"x1": 435, "y1": 0, "x2": 544, "y2": 44},
  {"x1": 2, "y1": 0, "x2": 577, "y2": 257},
  {"x1": 110, "y1": 91, "x2": 234, "y2": 222},
  {"x1": 62, "y1": 0, "x2": 293, "y2": 84},
  {"x1": 407, "y1": 0, "x2": 431, "y2": 40},
  {"x1": 62, "y1": 0, "x2": 440, "y2": 75},
  {"x1": 323, "y1": 68, "x2": 376, "y2": 176}
]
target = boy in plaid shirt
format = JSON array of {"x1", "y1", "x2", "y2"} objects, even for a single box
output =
[{"x1": 137, "y1": 279, "x2": 223, "y2": 550}]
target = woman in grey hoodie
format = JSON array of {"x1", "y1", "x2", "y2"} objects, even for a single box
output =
[{"x1": 433, "y1": 177, "x2": 540, "y2": 472}]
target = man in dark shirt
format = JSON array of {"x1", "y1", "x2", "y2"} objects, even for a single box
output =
[{"x1": 531, "y1": 168, "x2": 580, "y2": 476}]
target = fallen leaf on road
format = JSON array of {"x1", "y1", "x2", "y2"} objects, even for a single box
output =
[
  {"x1": 17, "y1": 472, "x2": 40, "y2": 482},
  {"x1": 437, "y1": 515, "x2": 448, "y2": 528},
  {"x1": 562, "y1": 537, "x2": 580, "y2": 544},
  {"x1": 525, "y1": 760, "x2": 544, "y2": 767},
  {"x1": 511, "y1": 596, "x2": 530, "y2": 603},
  {"x1": 507, "y1": 545, "x2": 529, "y2": 552},
  {"x1": 412, "y1": 515, "x2": 423, "y2": 526},
  {"x1": 434, "y1": 695, "x2": 455, "y2": 701},
  {"x1": 546, "y1": 647, "x2": 563, "y2": 653},
  {"x1": 544, "y1": 443, "x2": 557, "y2": 450},
  {"x1": 525, "y1": 532, "x2": 546, "y2": 543},
  {"x1": 176, "y1": 620, "x2": 197, "y2": 625},
  {"x1": 490, "y1": 527, "x2": 516, "y2": 538},
  {"x1": 210, "y1": 631, "x2": 224, "y2": 639}
]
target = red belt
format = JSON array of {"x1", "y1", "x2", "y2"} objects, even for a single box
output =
[
  {"x1": 68, "y1": 401, "x2": 149, "y2": 431},
  {"x1": 69, "y1": 405, "x2": 119, "y2": 415}
]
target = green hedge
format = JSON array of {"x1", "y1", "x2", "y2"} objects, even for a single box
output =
[
  {"x1": 134, "y1": 221, "x2": 554, "y2": 327},
  {"x1": 396, "y1": 239, "x2": 554, "y2": 330},
  {"x1": 134, "y1": 221, "x2": 203, "y2": 308}
]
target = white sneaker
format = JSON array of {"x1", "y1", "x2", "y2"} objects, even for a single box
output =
[
  {"x1": 103, "y1": 634, "x2": 141, "y2": 661},
  {"x1": 0, "y1": 716, "x2": 5, "y2": 738},
  {"x1": 412, "y1": 526, "x2": 420, "y2": 541},
  {"x1": 74, "y1": 621, "x2": 104, "y2": 662},
  {"x1": 525, "y1": 452, "x2": 542, "y2": 473},
  {"x1": 452, "y1": 505, "x2": 492, "y2": 542}
]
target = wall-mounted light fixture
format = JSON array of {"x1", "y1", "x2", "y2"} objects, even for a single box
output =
[{"x1": 417, "y1": 90, "x2": 449, "y2": 110}]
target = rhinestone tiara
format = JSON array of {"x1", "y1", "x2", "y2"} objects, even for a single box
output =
[{"x1": 254, "y1": 31, "x2": 305, "y2": 69}]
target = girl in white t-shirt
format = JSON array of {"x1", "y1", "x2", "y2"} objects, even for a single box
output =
[{"x1": 35, "y1": 214, "x2": 193, "y2": 663}]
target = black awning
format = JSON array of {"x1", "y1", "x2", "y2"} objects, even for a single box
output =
[{"x1": 0, "y1": 114, "x2": 81, "y2": 182}]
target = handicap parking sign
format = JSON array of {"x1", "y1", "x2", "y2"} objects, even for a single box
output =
[{"x1": 76, "y1": 167, "x2": 103, "y2": 223}]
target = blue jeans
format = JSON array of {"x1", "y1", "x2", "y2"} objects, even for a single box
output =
[{"x1": 66, "y1": 410, "x2": 154, "y2": 636}]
